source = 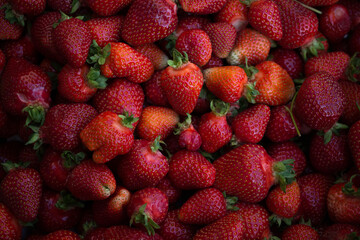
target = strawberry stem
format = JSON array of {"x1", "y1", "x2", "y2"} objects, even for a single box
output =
[
  {"x1": 130, "y1": 204, "x2": 160, "y2": 236},
  {"x1": 293, "y1": 0, "x2": 322, "y2": 14},
  {"x1": 167, "y1": 49, "x2": 188, "y2": 69},
  {"x1": 285, "y1": 91, "x2": 301, "y2": 137},
  {"x1": 70, "y1": 0, "x2": 80, "y2": 14},
  {"x1": 210, "y1": 99, "x2": 230, "y2": 116},
  {"x1": 301, "y1": 37, "x2": 326, "y2": 61},
  {"x1": 118, "y1": 111, "x2": 138, "y2": 129},
  {"x1": 342, "y1": 174, "x2": 360, "y2": 197},
  {"x1": 150, "y1": 136, "x2": 165, "y2": 152},
  {"x1": 174, "y1": 113, "x2": 192, "y2": 135}
]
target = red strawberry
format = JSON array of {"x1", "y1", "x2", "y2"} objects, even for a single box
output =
[
  {"x1": 47, "y1": 0, "x2": 79, "y2": 14},
  {"x1": 1, "y1": 35, "x2": 39, "y2": 63},
  {"x1": 8, "y1": 0, "x2": 45, "y2": 16},
  {"x1": 174, "y1": 15, "x2": 210, "y2": 37},
  {"x1": 0, "y1": 167, "x2": 42, "y2": 222},
  {"x1": 159, "y1": 209, "x2": 195, "y2": 240},
  {"x1": 174, "y1": 114, "x2": 202, "y2": 151},
  {"x1": 213, "y1": 144, "x2": 295, "y2": 203},
  {"x1": 227, "y1": 28, "x2": 271, "y2": 66},
  {"x1": 53, "y1": 17, "x2": 92, "y2": 68},
  {"x1": 204, "y1": 66, "x2": 247, "y2": 103},
  {"x1": 134, "y1": 43, "x2": 169, "y2": 70},
  {"x1": 340, "y1": 0, "x2": 360, "y2": 28},
  {"x1": 143, "y1": 70, "x2": 169, "y2": 106},
  {"x1": 127, "y1": 187, "x2": 168, "y2": 235},
  {"x1": 348, "y1": 120, "x2": 360, "y2": 171},
  {"x1": 276, "y1": 0, "x2": 319, "y2": 49},
  {"x1": 319, "y1": 4, "x2": 351, "y2": 43},
  {"x1": 156, "y1": 176, "x2": 182, "y2": 204},
  {"x1": 271, "y1": 48, "x2": 304, "y2": 79},
  {"x1": 0, "y1": 49, "x2": 5, "y2": 73},
  {"x1": 179, "y1": 0, "x2": 226, "y2": 15},
  {"x1": 117, "y1": 137, "x2": 169, "y2": 190},
  {"x1": 298, "y1": 0, "x2": 339, "y2": 6},
  {"x1": 203, "y1": 54, "x2": 224, "y2": 69},
  {"x1": 179, "y1": 188, "x2": 227, "y2": 225},
  {"x1": 247, "y1": 0, "x2": 283, "y2": 41},
  {"x1": 160, "y1": 50, "x2": 204, "y2": 115},
  {"x1": 0, "y1": 0, "x2": 23, "y2": 40},
  {"x1": 198, "y1": 100, "x2": 232, "y2": 153},
  {"x1": 66, "y1": 159, "x2": 116, "y2": 201},
  {"x1": 304, "y1": 51, "x2": 350, "y2": 81},
  {"x1": 80, "y1": 111, "x2": 136, "y2": 163},
  {"x1": 43, "y1": 230, "x2": 81, "y2": 240},
  {"x1": 348, "y1": 25, "x2": 360, "y2": 56},
  {"x1": 121, "y1": 0, "x2": 178, "y2": 46},
  {"x1": 232, "y1": 104, "x2": 270, "y2": 144},
  {"x1": 37, "y1": 189, "x2": 84, "y2": 232},
  {"x1": 87, "y1": 0, "x2": 132, "y2": 16},
  {"x1": 321, "y1": 223, "x2": 360, "y2": 240},
  {"x1": 282, "y1": 224, "x2": 320, "y2": 240},
  {"x1": 215, "y1": 0, "x2": 248, "y2": 32},
  {"x1": 168, "y1": 150, "x2": 215, "y2": 190},
  {"x1": 0, "y1": 202, "x2": 22, "y2": 240},
  {"x1": 193, "y1": 212, "x2": 244, "y2": 240},
  {"x1": 294, "y1": 72, "x2": 345, "y2": 131},
  {"x1": 40, "y1": 103, "x2": 98, "y2": 151},
  {"x1": 92, "y1": 186, "x2": 131, "y2": 227},
  {"x1": 300, "y1": 31, "x2": 329, "y2": 61}
]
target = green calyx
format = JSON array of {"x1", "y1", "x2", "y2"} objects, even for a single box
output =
[
  {"x1": 150, "y1": 136, "x2": 165, "y2": 152},
  {"x1": 56, "y1": 190, "x2": 85, "y2": 210},
  {"x1": 167, "y1": 49, "x2": 188, "y2": 69},
  {"x1": 130, "y1": 204, "x2": 160, "y2": 236},
  {"x1": 174, "y1": 113, "x2": 192, "y2": 135},
  {"x1": 86, "y1": 67, "x2": 108, "y2": 89},
  {"x1": 81, "y1": 221, "x2": 97, "y2": 237},
  {"x1": 223, "y1": 192, "x2": 239, "y2": 211},
  {"x1": 26, "y1": 132, "x2": 43, "y2": 151},
  {"x1": 210, "y1": 99, "x2": 230, "y2": 116},
  {"x1": 118, "y1": 111, "x2": 138, "y2": 129},
  {"x1": 1, "y1": 161, "x2": 30, "y2": 172},
  {"x1": 346, "y1": 53, "x2": 360, "y2": 83},
  {"x1": 342, "y1": 174, "x2": 360, "y2": 197},
  {"x1": 301, "y1": 37, "x2": 326, "y2": 61},
  {"x1": 53, "y1": 11, "x2": 84, "y2": 28},
  {"x1": 23, "y1": 105, "x2": 46, "y2": 129},
  {"x1": 318, "y1": 122, "x2": 349, "y2": 145},
  {"x1": 61, "y1": 151, "x2": 85, "y2": 169},
  {"x1": 1, "y1": 3, "x2": 26, "y2": 27},
  {"x1": 244, "y1": 82, "x2": 260, "y2": 104},
  {"x1": 165, "y1": 33, "x2": 177, "y2": 54},
  {"x1": 272, "y1": 159, "x2": 296, "y2": 193},
  {"x1": 269, "y1": 214, "x2": 292, "y2": 227},
  {"x1": 70, "y1": 0, "x2": 80, "y2": 14},
  {"x1": 240, "y1": 57, "x2": 259, "y2": 78},
  {"x1": 346, "y1": 232, "x2": 360, "y2": 240},
  {"x1": 299, "y1": 217, "x2": 312, "y2": 226},
  {"x1": 264, "y1": 237, "x2": 281, "y2": 240},
  {"x1": 284, "y1": 91, "x2": 301, "y2": 137}
]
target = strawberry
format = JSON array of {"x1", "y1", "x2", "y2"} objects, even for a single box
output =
[
  {"x1": 231, "y1": 104, "x2": 271, "y2": 144},
  {"x1": 160, "y1": 50, "x2": 204, "y2": 115},
  {"x1": 214, "y1": 0, "x2": 248, "y2": 32},
  {"x1": 8, "y1": 0, "x2": 45, "y2": 16},
  {"x1": 247, "y1": 0, "x2": 283, "y2": 41},
  {"x1": 178, "y1": 188, "x2": 228, "y2": 225},
  {"x1": 282, "y1": 224, "x2": 320, "y2": 240},
  {"x1": 66, "y1": 159, "x2": 116, "y2": 201},
  {"x1": 53, "y1": 16, "x2": 92, "y2": 68},
  {"x1": 39, "y1": 103, "x2": 98, "y2": 151},
  {"x1": 300, "y1": 31, "x2": 329, "y2": 61},
  {"x1": 298, "y1": 0, "x2": 339, "y2": 6},
  {"x1": 319, "y1": 4, "x2": 351, "y2": 43},
  {"x1": 1, "y1": 35, "x2": 39, "y2": 63},
  {"x1": 0, "y1": 167, "x2": 42, "y2": 222},
  {"x1": 117, "y1": 137, "x2": 169, "y2": 190},
  {"x1": 121, "y1": 0, "x2": 178, "y2": 46},
  {"x1": 193, "y1": 212, "x2": 244, "y2": 240},
  {"x1": 92, "y1": 186, "x2": 131, "y2": 227},
  {"x1": 203, "y1": 66, "x2": 247, "y2": 103},
  {"x1": 87, "y1": 0, "x2": 132, "y2": 16},
  {"x1": 304, "y1": 51, "x2": 350, "y2": 81},
  {"x1": 134, "y1": 43, "x2": 169, "y2": 71},
  {"x1": 179, "y1": 0, "x2": 226, "y2": 15},
  {"x1": 80, "y1": 111, "x2": 136, "y2": 163},
  {"x1": 168, "y1": 150, "x2": 216, "y2": 190},
  {"x1": 203, "y1": 22, "x2": 236, "y2": 59},
  {"x1": 37, "y1": 189, "x2": 84, "y2": 232},
  {"x1": 0, "y1": 0, "x2": 23, "y2": 40},
  {"x1": 340, "y1": 0, "x2": 360, "y2": 28},
  {"x1": 0, "y1": 49, "x2": 5, "y2": 73},
  {"x1": 213, "y1": 144, "x2": 295, "y2": 203},
  {"x1": 100, "y1": 42, "x2": 154, "y2": 83},
  {"x1": 348, "y1": 25, "x2": 360, "y2": 56},
  {"x1": 127, "y1": 187, "x2": 168, "y2": 235},
  {"x1": 42, "y1": 230, "x2": 81, "y2": 240},
  {"x1": 174, "y1": 15, "x2": 210, "y2": 37},
  {"x1": 198, "y1": 100, "x2": 232, "y2": 153},
  {"x1": 227, "y1": 28, "x2": 271, "y2": 66},
  {"x1": 348, "y1": 120, "x2": 360, "y2": 171},
  {"x1": 271, "y1": 48, "x2": 304, "y2": 79},
  {"x1": 159, "y1": 209, "x2": 196, "y2": 240},
  {"x1": 245, "y1": 61, "x2": 295, "y2": 106},
  {"x1": 47, "y1": 0, "x2": 80, "y2": 14},
  {"x1": 86, "y1": 16, "x2": 124, "y2": 48},
  {"x1": 203, "y1": 54, "x2": 224, "y2": 69},
  {"x1": 294, "y1": 72, "x2": 345, "y2": 131},
  {"x1": 174, "y1": 114, "x2": 202, "y2": 151},
  {"x1": 143, "y1": 70, "x2": 169, "y2": 106},
  {"x1": 136, "y1": 106, "x2": 179, "y2": 141},
  {"x1": 276, "y1": 0, "x2": 319, "y2": 49},
  {"x1": 321, "y1": 223, "x2": 360, "y2": 240},
  {"x1": 156, "y1": 176, "x2": 181, "y2": 204},
  {"x1": 0, "y1": 202, "x2": 22, "y2": 240}
]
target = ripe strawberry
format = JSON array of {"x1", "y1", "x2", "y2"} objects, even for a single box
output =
[
  {"x1": 117, "y1": 138, "x2": 169, "y2": 190},
  {"x1": 232, "y1": 104, "x2": 271, "y2": 144},
  {"x1": 80, "y1": 111, "x2": 136, "y2": 163},
  {"x1": 8, "y1": 0, "x2": 45, "y2": 16},
  {"x1": 1, "y1": 35, "x2": 39, "y2": 63},
  {"x1": 53, "y1": 17, "x2": 92, "y2": 68},
  {"x1": 127, "y1": 187, "x2": 168, "y2": 235},
  {"x1": 173, "y1": 15, "x2": 210, "y2": 37},
  {"x1": 321, "y1": 223, "x2": 360, "y2": 240},
  {"x1": 294, "y1": 72, "x2": 345, "y2": 131},
  {"x1": 168, "y1": 150, "x2": 216, "y2": 190},
  {"x1": 247, "y1": 0, "x2": 283, "y2": 41},
  {"x1": 300, "y1": 31, "x2": 329, "y2": 61},
  {"x1": 213, "y1": 144, "x2": 295, "y2": 203},
  {"x1": 156, "y1": 176, "x2": 182, "y2": 204},
  {"x1": 215, "y1": 0, "x2": 248, "y2": 32},
  {"x1": 282, "y1": 224, "x2": 320, "y2": 240},
  {"x1": 86, "y1": 16, "x2": 124, "y2": 48},
  {"x1": 37, "y1": 189, "x2": 84, "y2": 232},
  {"x1": 121, "y1": 0, "x2": 178, "y2": 46},
  {"x1": 340, "y1": 0, "x2": 360, "y2": 28},
  {"x1": 0, "y1": 202, "x2": 22, "y2": 240},
  {"x1": 246, "y1": 61, "x2": 295, "y2": 106},
  {"x1": 203, "y1": 54, "x2": 224, "y2": 69},
  {"x1": 319, "y1": 4, "x2": 351, "y2": 43},
  {"x1": 42, "y1": 230, "x2": 81, "y2": 240},
  {"x1": 203, "y1": 66, "x2": 247, "y2": 103},
  {"x1": 0, "y1": 167, "x2": 42, "y2": 222},
  {"x1": 66, "y1": 159, "x2": 116, "y2": 201},
  {"x1": 348, "y1": 120, "x2": 360, "y2": 171},
  {"x1": 298, "y1": 0, "x2": 339, "y2": 6},
  {"x1": 160, "y1": 50, "x2": 204, "y2": 115},
  {"x1": 92, "y1": 186, "x2": 131, "y2": 227},
  {"x1": 193, "y1": 212, "x2": 244, "y2": 240},
  {"x1": 348, "y1": 25, "x2": 360, "y2": 56},
  {"x1": 179, "y1": 188, "x2": 227, "y2": 225},
  {"x1": 203, "y1": 22, "x2": 236, "y2": 59},
  {"x1": 47, "y1": 0, "x2": 79, "y2": 14},
  {"x1": 174, "y1": 114, "x2": 202, "y2": 151},
  {"x1": 134, "y1": 43, "x2": 169, "y2": 70},
  {"x1": 304, "y1": 51, "x2": 350, "y2": 81},
  {"x1": 276, "y1": 0, "x2": 319, "y2": 49},
  {"x1": 271, "y1": 48, "x2": 304, "y2": 79},
  {"x1": 0, "y1": 49, "x2": 5, "y2": 73},
  {"x1": 87, "y1": 0, "x2": 132, "y2": 16},
  {"x1": 227, "y1": 28, "x2": 271, "y2": 66},
  {"x1": 198, "y1": 100, "x2": 232, "y2": 153},
  {"x1": 143, "y1": 70, "x2": 169, "y2": 106},
  {"x1": 0, "y1": 0, "x2": 23, "y2": 40},
  {"x1": 179, "y1": 0, "x2": 226, "y2": 14},
  {"x1": 159, "y1": 209, "x2": 196, "y2": 240}
]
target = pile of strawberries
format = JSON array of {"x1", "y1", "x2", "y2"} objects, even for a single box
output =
[{"x1": 0, "y1": 0, "x2": 360, "y2": 239}]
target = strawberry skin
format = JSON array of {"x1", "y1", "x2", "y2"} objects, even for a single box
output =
[
  {"x1": 42, "y1": 230, "x2": 81, "y2": 240},
  {"x1": 121, "y1": 0, "x2": 178, "y2": 46},
  {"x1": 134, "y1": 43, "x2": 169, "y2": 70},
  {"x1": 298, "y1": 0, "x2": 339, "y2": 6},
  {"x1": 348, "y1": 120, "x2": 360, "y2": 171},
  {"x1": 179, "y1": 0, "x2": 227, "y2": 15},
  {"x1": 143, "y1": 70, "x2": 169, "y2": 106},
  {"x1": 282, "y1": 224, "x2": 320, "y2": 240},
  {"x1": 321, "y1": 223, "x2": 360, "y2": 240},
  {"x1": 156, "y1": 176, "x2": 182, "y2": 204},
  {"x1": 87, "y1": 0, "x2": 132, "y2": 16},
  {"x1": 8, "y1": 0, "x2": 45, "y2": 16},
  {"x1": 0, "y1": 0, "x2": 23, "y2": 40},
  {"x1": 271, "y1": 48, "x2": 304, "y2": 79},
  {"x1": 159, "y1": 209, "x2": 195, "y2": 240},
  {"x1": 0, "y1": 203, "x2": 22, "y2": 240},
  {"x1": 215, "y1": 0, "x2": 248, "y2": 32}
]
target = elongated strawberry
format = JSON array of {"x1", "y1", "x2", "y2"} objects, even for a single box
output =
[
  {"x1": 271, "y1": 48, "x2": 304, "y2": 79},
  {"x1": 282, "y1": 224, "x2": 319, "y2": 240},
  {"x1": 215, "y1": 0, "x2": 248, "y2": 32},
  {"x1": 0, "y1": 202, "x2": 22, "y2": 240},
  {"x1": 159, "y1": 209, "x2": 195, "y2": 240},
  {"x1": 348, "y1": 120, "x2": 360, "y2": 171},
  {"x1": 134, "y1": 43, "x2": 169, "y2": 70},
  {"x1": 87, "y1": 0, "x2": 132, "y2": 16},
  {"x1": 179, "y1": 0, "x2": 226, "y2": 14},
  {"x1": 121, "y1": 0, "x2": 178, "y2": 46},
  {"x1": 80, "y1": 111, "x2": 136, "y2": 163}
]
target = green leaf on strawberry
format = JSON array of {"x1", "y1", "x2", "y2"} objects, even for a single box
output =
[
  {"x1": 130, "y1": 204, "x2": 160, "y2": 236},
  {"x1": 273, "y1": 159, "x2": 296, "y2": 193}
]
